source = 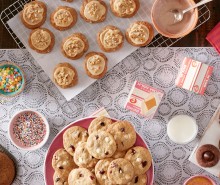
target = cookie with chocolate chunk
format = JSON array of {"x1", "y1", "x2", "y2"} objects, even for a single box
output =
[
  {"x1": 125, "y1": 146, "x2": 152, "y2": 175},
  {"x1": 108, "y1": 120, "x2": 136, "y2": 151},
  {"x1": 87, "y1": 131, "x2": 116, "y2": 159},
  {"x1": 63, "y1": 126, "x2": 89, "y2": 156},
  {"x1": 52, "y1": 148, "x2": 77, "y2": 173},
  {"x1": 88, "y1": 116, "x2": 112, "y2": 134}
]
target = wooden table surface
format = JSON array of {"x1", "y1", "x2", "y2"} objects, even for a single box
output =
[{"x1": 0, "y1": 0, "x2": 219, "y2": 49}]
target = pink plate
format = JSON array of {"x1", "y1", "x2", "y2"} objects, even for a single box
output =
[{"x1": 44, "y1": 117, "x2": 154, "y2": 185}]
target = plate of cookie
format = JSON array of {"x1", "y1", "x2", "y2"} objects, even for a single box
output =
[{"x1": 44, "y1": 116, "x2": 154, "y2": 185}]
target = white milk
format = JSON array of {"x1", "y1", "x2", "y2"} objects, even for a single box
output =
[{"x1": 167, "y1": 115, "x2": 198, "y2": 144}]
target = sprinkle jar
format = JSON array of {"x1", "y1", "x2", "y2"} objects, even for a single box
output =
[
  {"x1": 9, "y1": 110, "x2": 50, "y2": 151},
  {"x1": 0, "y1": 61, "x2": 25, "y2": 97}
]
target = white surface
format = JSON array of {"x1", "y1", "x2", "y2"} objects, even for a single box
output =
[
  {"x1": 7, "y1": 0, "x2": 155, "y2": 101},
  {"x1": 167, "y1": 115, "x2": 198, "y2": 144},
  {"x1": 189, "y1": 105, "x2": 220, "y2": 178}
]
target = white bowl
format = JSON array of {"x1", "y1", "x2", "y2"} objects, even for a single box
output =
[{"x1": 8, "y1": 109, "x2": 50, "y2": 151}]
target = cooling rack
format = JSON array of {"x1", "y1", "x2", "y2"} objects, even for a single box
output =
[{"x1": 1, "y1": 0, "x2": 210, "y2": 49}]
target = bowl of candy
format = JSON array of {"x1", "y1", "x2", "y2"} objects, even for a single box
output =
[{"x1": 0, "y1": 61, "x2": 25, "y2": 97}]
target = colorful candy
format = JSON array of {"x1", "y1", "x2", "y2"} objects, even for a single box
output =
[
  {"x1": 13, "y1": 112, "x2": 46, "y2": 147},
  {"x1": 0, "y1": 66, "x2": 23, "y2": 93}
]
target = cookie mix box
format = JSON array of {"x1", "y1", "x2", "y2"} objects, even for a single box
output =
[
  {"x1": 176, "y1": 57, "x2": 213, "y2": 95},
  {"x1": 125, "y1": 81, "x2": 164, "y2": 119}
]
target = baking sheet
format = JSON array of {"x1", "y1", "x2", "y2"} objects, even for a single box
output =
[
  {"x1": 189, "y1": 104, "x2": 220, "y2": 178},
  {"x1": 7, "y1": 0, "x2": 155, "y2": 101}
]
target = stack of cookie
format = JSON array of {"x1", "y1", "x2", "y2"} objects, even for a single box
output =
[{"x1": 52, "y1": 116, "x2": 152, "y2": 185}]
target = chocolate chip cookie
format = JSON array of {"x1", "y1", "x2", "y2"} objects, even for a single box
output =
[
  {"x1": 108, "y1": 121, "x2": 136, "y2": 151},
  {"x1": 74, "y1": 142, "x2": 98, "y2": 168},
  {"x1": 88, "y1": 116, "x2": 113, "y2": 134},
  {"x1": 68, "y1": 168, "x2": 97, "y2": 185},
  {"x1": 87, "y1": 131, "x2": 117, "y2": 159},
  {"x1": 95, "y1": 158, "x2": 114, "y2": 185},
  {"x1": 125, "y1": 146, "x2": 152, "y2": 175},
  {"x1": 52, "y1": 148, "x2": 77, "y2": 172},
  {"x1": 107, "y1": 158, "x2": 134, "y2": 184},
  {"x1": 63, "y1": 126, "x2": 89, "y2": 156}
]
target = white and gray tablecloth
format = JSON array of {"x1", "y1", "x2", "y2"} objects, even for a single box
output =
[{"x1": 0, "y1": 47, "x2": 220, "y2": 185}]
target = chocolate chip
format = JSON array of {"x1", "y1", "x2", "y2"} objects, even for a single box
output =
[
  {"x1": 119, "y1": 167, "x2": 123, "y2": 173},
  {"x1": 134, "y1": 176, "x2": 139, "y2": 183},
  {"x1": 110, "y1": 170, "x2": 112, "y2": 174},
  {"x1": 120, "y1": 128, "x2": 125, "y2": 132},
  {"x1": 105, "y1": 151, "x2": 109, "y2": 155},
  {"x1": 203, "y1": 151, "x2": 214, "y2": 162},
  {"x1": 99, "y1": 170, "x2": 105, "y2": 174},
  {"x1": 131, "y1": 149, "x2": 136, "y2": 155},
  {"x1": 59, "y1": 166, "x2": 64, "y2": 169},
  {"x1": 95, "y1": 135, "x2": 99, "y2": 140},
  {"x1": 78, "y1": 133, "x2": 81, "y2": 138},
  {"x1": 79, "y1": 173, "x2": 83, "y2": 177},
  {"x1": 55, "y1": 156, "x2": 58, "y2": 160},
  {"x1": 70, "y1": 145, "x2": 75, "y2": 151},
  {"x1": 90, "y1": 176, "x2": 95, "y2": 180},
  {"x1": 92, "y1": 156, "x2": 94, "y2": 159},
  {"x1": 141, "y1": 161, "x2": 147, "y2": 168},
  {"x1": 55, "y1": 178, "x2": 60, "y2": 182},
  {"x1": 100, "y1": 122, "x2": 105, "y2": 126}
]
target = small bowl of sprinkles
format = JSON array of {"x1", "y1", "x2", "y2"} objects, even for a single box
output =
[
  {"x1": 9, "y1": 109, "x2": 50, "y2": 151},
  {"x1": 0, "y1": 61, "x2": 25, "y2": 97}
]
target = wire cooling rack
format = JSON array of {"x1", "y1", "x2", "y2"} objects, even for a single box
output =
[{"x1": 1, "y1": 0, "x2": 210, "y2": 49}]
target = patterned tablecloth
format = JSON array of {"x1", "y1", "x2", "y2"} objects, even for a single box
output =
[{"x1": 0, "y1": 47, "x2": 220, "y2": 185}]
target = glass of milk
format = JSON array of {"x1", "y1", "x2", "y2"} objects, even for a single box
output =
[{"x1": 167, "y1": 115, "x2": 198, "y2": 144}]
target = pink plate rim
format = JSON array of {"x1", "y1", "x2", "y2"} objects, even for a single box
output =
[{"x1": 44, "y1": 117, "x2": 154, "y2": 185}]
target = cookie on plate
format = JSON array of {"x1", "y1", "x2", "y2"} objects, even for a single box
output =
[
  {"x1": 107, "y1": 158, "x2": 134, "y2": 184},
  {"x1": 128, "y1": 174, "x2": 148, "y2": 185},
  {"x1": 74, "y1": 142, "x2": 98, "y2": 168},
  {"x1": 21, "y1": 1, "x2": 47, "y2": 29},
  {"x1": 29, "y1": 28, "x2": 55, "y2": 54},
  {"x1": 53, "y1": 170, "x2": 70, "y2": 185},
  {"x1": 61, "y1": 33, "x2": 89, "y2": 60},
  {"x1": 125, "y1": 146, "x2": 152, "y2": 175},
  {"x1": 50, "y1": 6, "x2": 77, "y2": 31},
  {"x1": 87, "y1": 131, "x2": 117, "y2": 159},
  {"x1": 126, "y1": 21, "x2": 154, "y2": 47},
  {"x1": 196, "y1": 144, "x2": 220, "y2": 167},
  {"x1": 88, "y1": 116, "x2": 112, "y2": 134},
  {"x1": 95, "y1": 158, "x2": 114, "y2": 185},
  {"x1": 110, "y1": 0, "x2": 139, "y2": 18},
  {"x1": 68, "y1": 168, "x2": 97, "y2": 185},
  {"x1": 53, "y1": 63, "x2": 78, "y2": 89},
  {"x1": 80, "y1": 0, "x2": 107, "y2": 23},
  {"x1": 52, "y1": 148, "x2": 77, "y2": 172},
  {"x1": 63, "y1": 126, "x2": 89, "y2": 156},
  {"x1": 84, "y1": 52, "x2": 108, "y2": 79},
  {"x1": 97, "y1": 25, "x2": 124, "y2": 52},
  {"x1": 0, "y1": 152, "x2": 15, "y2": 185},
  {"x1": 108, "y1": 120, "x2": 136, "y2": 151}
]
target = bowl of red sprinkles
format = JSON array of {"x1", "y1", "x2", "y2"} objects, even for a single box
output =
[{"x1": 9, "y1": 109, "x2": 50, "y2": 151}]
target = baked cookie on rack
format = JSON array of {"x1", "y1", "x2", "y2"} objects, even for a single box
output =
[
  {"x1": 53, "y1": 63, "x2": 78, "y2": 89},
  {"x1": 61, "y1": 33, "x2": 89, "y2": 60},
  {"x1": 126, "y1": 21, "x2": 154, "y2": 47},
  {"x1": 84, "y1": 52, "x2": 108, "y2": 79},
  {"x1": 110, "y1": 0, "x2": 139, "y2": 18},
  {"x1": 50, "y1": 6, "x2": 77, "y2": 31},
  {"x1": 21, "y1": 1, "x2": 47, "y2": 29},
  {"x1": 29, "y1": 28, "x2": 55, "y2": 53},
  {"x1": 97, "y1": 25, "x2": 124, "y2": 52},
  {"x1": 80, "y1": 0, "x2": 107, "y2": 23}
]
